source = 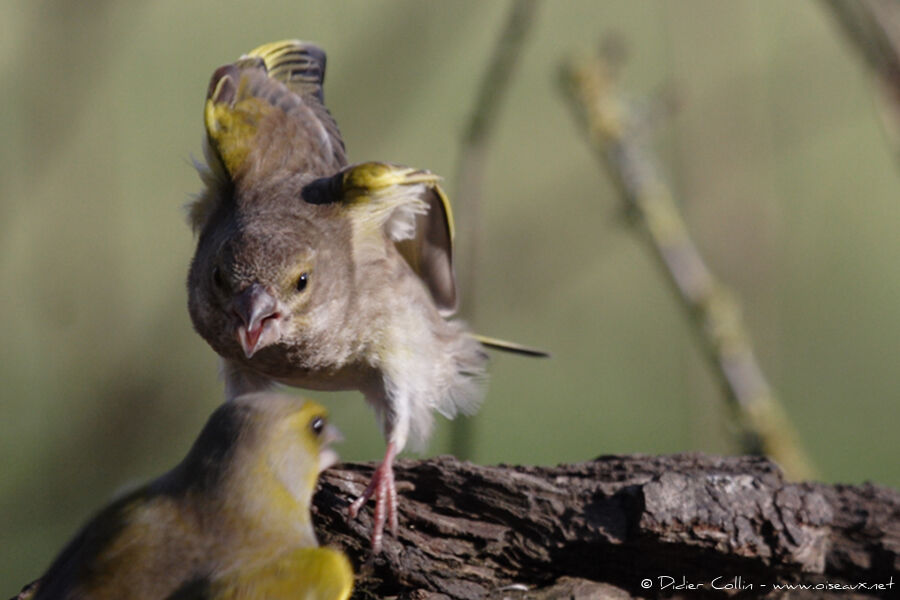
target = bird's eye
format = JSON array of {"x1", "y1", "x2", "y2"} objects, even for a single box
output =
[
  {"x1": 212, "y1": 266, "x2": 226, "y2": 290},
  {"x1": 310, "y1": 416, "x2": 325, "y2": 437},
  {"x1": 296, "y1": 272, "x2": 309, "y2": 292}
]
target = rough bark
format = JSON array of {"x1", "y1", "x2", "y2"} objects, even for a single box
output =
[
  {"x1": 313, "y1": 454, "x2": 898, "y2": 599},
  {"x1": 9, "y1": 453, "x2": 897, "y2": 600}
]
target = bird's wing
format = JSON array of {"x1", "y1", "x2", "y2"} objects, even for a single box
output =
[
  {"x1": 208, "y1": 547, "x2": 353, "y2": 600},
  {"x1": 302, "y1": 162, "x2": 457, "y2": 315},
  {"x1": 192, "y1": 40, "x2": 346, "y2": 231},
  {"x1": 31, "y1": 490, "x2": 155, "y2": 600},
  {"x1": 242, "y1": 40, "x2": 344, "y2": 157}
]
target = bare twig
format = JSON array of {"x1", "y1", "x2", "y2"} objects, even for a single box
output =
[
  {"x1": 560, "y1": 50, "x2": 816, "y2": 480},
  {"x1": 450, "y1": 0, "x2": 540, "y2": 458},
  {"x1": 822, "y1": 0, "x2": 900, "y2": 162}
]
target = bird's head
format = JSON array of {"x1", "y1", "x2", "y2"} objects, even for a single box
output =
[
  {"x1": 233, "y1": 394, "x2": 341, "y2": 542},
  {"x1": 244, "y1": 394, "x2": 342, "y2": 498},
  {"x1": 171, "y1": 393, "x2": 341, "y2": 548},
  {"x1": 187, "y1": 206, "x2": 351, "y2": 368}
]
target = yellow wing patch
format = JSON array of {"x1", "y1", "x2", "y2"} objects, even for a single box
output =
[
  {"x1": 204, "y1": 68, "x2": 279, "y2": 178},
  {"x1": 304, "y1": 161, "x2": 458, "y2": 313}
]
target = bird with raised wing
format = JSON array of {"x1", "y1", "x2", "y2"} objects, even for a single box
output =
[{"x1": 187, "y1": 40, "x2": 547, "y2": 553}]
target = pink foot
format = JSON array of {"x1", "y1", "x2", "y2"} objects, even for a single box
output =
[{"x1": 348, "y1": 442, "x2": 398, "y2": 553}]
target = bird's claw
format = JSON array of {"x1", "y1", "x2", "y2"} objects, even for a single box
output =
[{"x1": 347, "y1": 444, "x2": 398, "y2": 553}]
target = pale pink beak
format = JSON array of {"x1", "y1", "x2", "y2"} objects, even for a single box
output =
[{"x1": 232, "y1": 283, "x2": 282, "y2": 358}]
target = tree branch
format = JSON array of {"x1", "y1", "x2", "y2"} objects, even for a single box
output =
[
  {"x1": 450, "y1": 0, "x2": 540, "y2": 460},
  {"x1": 558, "y1": 49, "x2": 816, "y2": 481},
  {"x1": 11, "y1": 455, "x2": 897, "y2": 600},
  {"x1": 822, "y1": 0, "x2": 900, "y2": 164},
  {"x1": 314, "y1": 455, "x2": 898, "y2": 599},
  {"x1": 454, "y1": 0, "x2": 540, "y2": 317}
]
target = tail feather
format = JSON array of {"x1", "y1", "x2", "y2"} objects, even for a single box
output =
[{"x1": 474, "y1": 334, "x2": 550, "y2": 358}]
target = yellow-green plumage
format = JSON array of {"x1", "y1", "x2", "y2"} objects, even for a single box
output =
[
  {"x1": 209, "y1": 548, "x2": 351, "y2": 600},
  {"x1": 29, "y1": 394, "x2": 352, "y2": 600},
  {"x1": 204, "y1": 83, "x2": 277, "y2": 178}
]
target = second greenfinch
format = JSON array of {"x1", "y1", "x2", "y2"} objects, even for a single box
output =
[
  {"x1": 187, "y1": 40, "x2": 546, "y2": 553},
  {"x1": 28, "y1": 393, "x2": 352, "y2": 600}
]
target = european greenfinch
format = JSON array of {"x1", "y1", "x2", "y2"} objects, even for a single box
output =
[
  {"x1": 187, "y1": 40, "x2": 545, "y2": 553},
  {"x1": 28, "y1": 393, "x2": 352, "y2": 600}
]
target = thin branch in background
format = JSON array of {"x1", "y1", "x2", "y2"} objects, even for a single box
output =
[
  {"x1": 449, "y1": 0, "x2": 540, "y2": 459},
  {"x1": 822, "y1": 0, "x2": 900, "y2": 162},
  {"x1": 560, "y1": 47, "x2": 817, "y2": 480}
]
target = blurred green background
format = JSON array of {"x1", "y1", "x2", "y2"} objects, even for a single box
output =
[{"x1": 2, "y1": 0, "x2": 899, "y2": 591}]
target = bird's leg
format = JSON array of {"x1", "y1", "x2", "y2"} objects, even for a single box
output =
[{"x1": 348, "y1": 441, "x2": 398, "y2": 553}]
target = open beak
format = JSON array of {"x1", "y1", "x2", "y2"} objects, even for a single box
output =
[
  {"x1": 319, "y1": 423, "x2": 343, "y2": 472},
  {"x1": 232, "y1": 282, "x2": 283, "y2": 358}
]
